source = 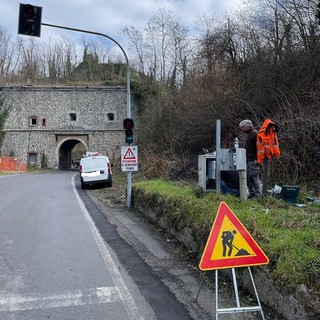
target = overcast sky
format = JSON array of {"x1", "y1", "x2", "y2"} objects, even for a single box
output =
[{"x1": 1, "y1": 0, "x2": 244, "y2": 50}]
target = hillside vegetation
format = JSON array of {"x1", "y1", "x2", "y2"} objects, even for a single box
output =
[{"x1": 1, "y1": 0, "x2": 320, "y2": 189}]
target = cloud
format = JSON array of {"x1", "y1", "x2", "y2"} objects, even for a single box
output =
[{"x1": 2, "y1": 0, "x2": 243, "y2": 46}]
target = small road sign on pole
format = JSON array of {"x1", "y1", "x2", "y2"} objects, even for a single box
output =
[{"x1": 121, "y1": 146, "x2": 138, "y2": 172}]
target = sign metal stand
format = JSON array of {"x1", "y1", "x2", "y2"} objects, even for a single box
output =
[
  {"x1": 215, "y1": 267, "x2": 265, "y2": 320},
  {"x1": 198, "y1": 202, "x2": 269, "y2": 320}
]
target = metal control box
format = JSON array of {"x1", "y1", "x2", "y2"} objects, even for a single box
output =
[
  {"x1": 198, "y1": 153, "x2": 216, "y2": 191},
  {"x1": 198, "y1": 148, "x2": 246, "y2": 191}
]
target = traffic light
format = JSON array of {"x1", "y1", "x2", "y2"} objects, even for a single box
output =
[
  {"x1": 18, "y1": 4, "x2": 42, "y2": 37},
  {"x1": 123, "y1": 118, "x2": 134, "y2": 144}
]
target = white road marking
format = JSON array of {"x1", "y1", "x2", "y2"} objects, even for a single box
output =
[
  {"x1": 0, "y1": 176, "x2": 145, "y2": 318},
  {"x1": 0, "y1": 286, "x2": 120, "y2": 312},
  {"x1": 72, "y1": 175, "x2": 145, "y2": 320}
]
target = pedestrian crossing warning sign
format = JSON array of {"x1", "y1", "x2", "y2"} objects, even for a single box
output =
[{"x1": 199, "y1": 202, "x2": 269, "y2": 270}]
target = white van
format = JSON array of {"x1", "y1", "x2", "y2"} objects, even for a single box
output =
[{"x1": 79, "y1": 155, "x2": 112, "y2": 189}]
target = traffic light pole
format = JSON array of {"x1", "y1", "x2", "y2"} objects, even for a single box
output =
[{"x1": 41, "y1": 23, "x2": 133, "y2": 207}]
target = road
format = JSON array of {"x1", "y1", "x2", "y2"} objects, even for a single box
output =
[
  {"x1": 0, "y1": 171, "x2": 199, "y2": 320},
  {"x1": 0, "y1": 172, "x2": 283, "y2": 320}
]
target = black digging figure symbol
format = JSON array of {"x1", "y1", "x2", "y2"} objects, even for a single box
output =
[{"x1": 221, "y1": 230, "x2": 251, "y2": 257}]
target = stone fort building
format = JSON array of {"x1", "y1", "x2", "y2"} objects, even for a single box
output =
[{"x1": 0, "y1": 86, "x2": 134, "y2": 169}]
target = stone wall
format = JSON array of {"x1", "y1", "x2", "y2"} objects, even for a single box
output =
[{"x1": 0, "y1": 86, "x2": 134, "y2": 168}]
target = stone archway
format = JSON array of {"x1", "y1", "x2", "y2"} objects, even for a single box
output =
[{"x1": 56, "y1": 137, "x2": 88, "y2": 170}]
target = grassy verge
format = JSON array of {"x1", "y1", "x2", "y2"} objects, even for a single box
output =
[
  {"x1": 0, "y1": 171, "x2": 12, "y2": 175},
  {"x1": 132, "y1": 179, "x2": 320, "y2": 296},
  {"x1": 91, "y1": 166, "x2": 320, "y2": 305},
  {"x1": 91, "y1": 165, "x2": 128, "y2": 207}
]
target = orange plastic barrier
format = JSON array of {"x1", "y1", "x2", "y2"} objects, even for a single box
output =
[{"x1": 0, "y1": 157, "x2": 27, "y2": 172}]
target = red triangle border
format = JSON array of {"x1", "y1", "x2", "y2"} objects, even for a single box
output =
[{"x1": 199, "y1": 202, "x2": 269, "y2": 270}]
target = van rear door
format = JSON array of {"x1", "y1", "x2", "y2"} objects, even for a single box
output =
[{"x1": 80, "y1": 156, "x2": 111, "y2": 187}]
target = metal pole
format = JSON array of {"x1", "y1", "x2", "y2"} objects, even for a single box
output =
[
  {"x1": 125, "y1": 62, "x2": 132, "y2": 208},
  {"x1": 215, "y1": 269, "x2": 219, "y2": 320},
  {"x1": 239, "y1": 170, "x2": 247, "y2": 200},
  {"x1": 215, "y1": 120, "x2": 221, "y2": 194},
  {"x1": 42, "y1": 23, "x2": 133, "y2": 207},
  {"x1": 262, "y1": 158, "x2": 268, "y2": 196}
]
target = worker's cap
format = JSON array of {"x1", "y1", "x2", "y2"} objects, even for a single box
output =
[{"x1": 239, "y1": 119, "x2": 252, "y2": 128}]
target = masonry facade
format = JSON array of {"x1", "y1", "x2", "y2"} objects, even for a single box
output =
[{"x1": 0, "y1": 86, "x2": 132, "y2": 169}]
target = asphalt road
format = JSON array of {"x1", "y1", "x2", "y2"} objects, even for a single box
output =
[
  {"x1": 0, "y1": 172, "x2": 152, "y2": 319},
  {"x1": 0, "y1": 171, "x2": 283, "y2": 320},
  {"x1": 0, "y1": 171, "x2": 200, "y2": 320}
]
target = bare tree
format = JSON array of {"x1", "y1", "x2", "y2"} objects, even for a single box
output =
[
  {"x1": 121, "y1": 26, "x2": 146, "y2": 74},
  {"x1": 0, "y1": 26, "x2": 20, "y2": 84},
  {"x1": 122, "y1": 8, "x2": 193, "y2": 87},
  {"x1": 37, "y1": 37, "x2": 78, "y2": 83},
  {"x1": 17, "y1": 37, "x2": 41, "y2": 83}
]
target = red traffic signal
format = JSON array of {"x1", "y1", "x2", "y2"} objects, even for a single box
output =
[
  {"x1": 123, "y1": 118, "x2": 134, "y2": 130},
  {"x1": 123, "y1": 118, "x2": 134, "y2": 144},
  {"x1": 18, "y1": 4, "x2": 42, "y2": 37}
]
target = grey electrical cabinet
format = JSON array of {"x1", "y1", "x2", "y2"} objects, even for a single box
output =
[
  {"x1": 198, "y1": 153, "x2": 216, "y2": 191},
  {"x1": 198, "y1": 148, "x2": 246, "y2": 192}
]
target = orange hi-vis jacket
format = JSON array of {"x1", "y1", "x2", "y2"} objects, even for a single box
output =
[{"x1": 256, "y1": 119, "x2": 280, "y2": 164}]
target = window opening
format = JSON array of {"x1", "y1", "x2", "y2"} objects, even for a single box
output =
[
  {"x1": 27, "y1": 152, "x2": 37, "y2": 165},
  {"x1": 29, "y1": 117, "x2": 38, "y2": 126},
  {"x1": 69, "y1": 113, "x2": 77, "y2": 121},
  {"x1": 107, "y1": 113, "x2": 114, "y2": 121}
]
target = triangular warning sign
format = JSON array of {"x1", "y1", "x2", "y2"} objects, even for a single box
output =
[
  {"x1": 123, "y1": 147, "x2": 136, "y2": 160},
  {"x1": 199, "y1": 202, "x2": 269, "y2": 270}
]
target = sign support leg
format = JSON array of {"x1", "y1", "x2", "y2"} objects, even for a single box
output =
[
  {"x1": 196, "y1": 273, "x2": 205, "y2": 301},
  {"x1": 248, "y1": 267, "x2": 266, "y2": 320},
  {"x1": 232, "y1": 267, "x2": 241, "y2": 308},
  {"x1": 215, "y1": 269, "x2": 219, "y2": 320},
  {"x1": 215, "y1": 268, "x2": 266, "y2": 320}
]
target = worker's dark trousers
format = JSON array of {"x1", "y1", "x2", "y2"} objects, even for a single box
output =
[{"x1": 247, "y1": 161, "x2": 261, "y2": 197}]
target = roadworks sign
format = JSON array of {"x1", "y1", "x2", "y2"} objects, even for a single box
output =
[{"x1": 199, "y1": 202, "x2": 269, "y2": 270}]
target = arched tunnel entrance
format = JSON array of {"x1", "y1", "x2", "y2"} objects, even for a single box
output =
[{"x1": 58, "y1": 139, "x2": 86, "y2": 170}]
